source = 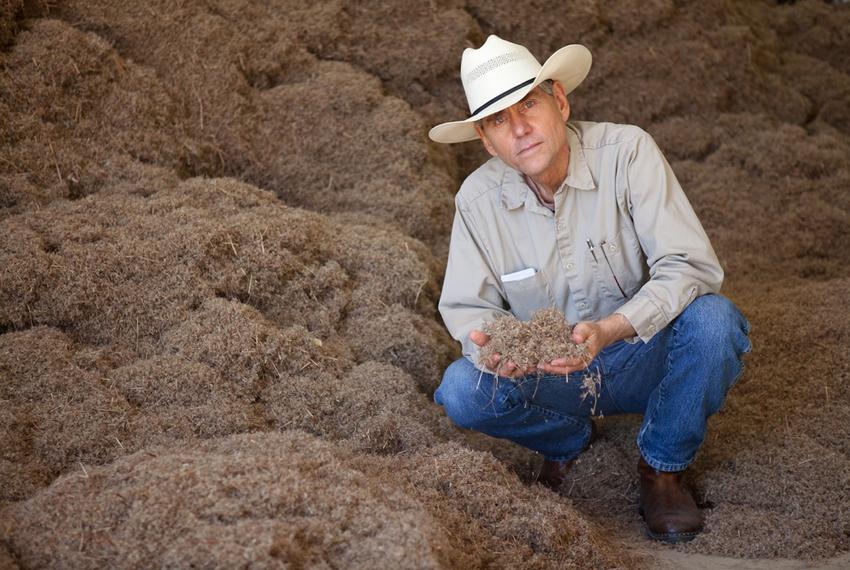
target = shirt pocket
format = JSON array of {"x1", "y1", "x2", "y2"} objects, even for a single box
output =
[
  {"x1": 501, "y1": 269, "x2": 554, "y2": 322},
  {"x1": 593, "y1": 231, "x2": 643, "y2": 300}
]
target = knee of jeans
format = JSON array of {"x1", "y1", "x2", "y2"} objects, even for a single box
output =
[
  {"x1": 678, "y1": 294, "x2": 751, "y2": 356},
  {"x1": 435, "y1": 359, "x2": 499, "y2": 430}
]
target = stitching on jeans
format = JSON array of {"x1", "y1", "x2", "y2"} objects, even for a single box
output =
[
  {"x1": 517, "y1": 374, "x2": 604, "y2": 418},
  {"x1": 525, "y1": 402, "x2": 586, "y2": 428},
  {"x1": 480, "y1": 381, "x2": 588, "y2": 461},
  {"x1": 608, "y1": 336, "x2": 660, "y2": 374},
  {"x1": 637, "y1": 319, "x2": 676, "y2": 453},
  {"x1": 727, "y1": 344, "x2": 750, "y2": 390},
  {"x1": 488, "y1": 375, "x2": 523, "y2": 413},
  {"x1": 599, "y1": 374, "x2": 627, "y2": 415},
  {"x1": 472, "y1": 376, "x2": 521, "y2": 417},
  {"x1": 644, "y1": 458, "x2": 690, "y2": 472},
  {"x1": 502, "y1": 378, "x2": 587, "y2": 426}
]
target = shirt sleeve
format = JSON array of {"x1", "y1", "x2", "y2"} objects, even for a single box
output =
[
  {"x1": 438, "y1": 194, "x2": 512, "y2": 369},
  {"x1": 614, "y1": 129, "x2": 724, "y2": 342}
]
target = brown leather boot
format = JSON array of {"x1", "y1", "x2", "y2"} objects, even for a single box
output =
[
  {"x1": 638, "y1": 456, "x2": 704, "y2": 543},
  {"x1": 536, "y1": 458, "x2": 575, "y2": 491},
  {"x1": 536, "y1": 422, "x2": 597, "y2": 491}
]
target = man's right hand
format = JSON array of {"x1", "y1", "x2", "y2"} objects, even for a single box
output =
[{"x1": 470, "y1": 329, "x2": 535, "y2": 378}]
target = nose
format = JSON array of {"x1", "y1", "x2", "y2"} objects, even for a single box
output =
[{"x1": 510, "y1": 112, "x2": 531, "y2": 137}]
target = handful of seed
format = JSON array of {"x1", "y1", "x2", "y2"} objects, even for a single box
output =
[
  {"x1": 479, "y1": 308, "x2": 590, "y2": 370},
  {"x1": 478, "y1": 308, "x2": 602, "y2": 413}
]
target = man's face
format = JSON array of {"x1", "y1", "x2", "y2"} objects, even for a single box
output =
[{"x1": 474, "y1": 81, "x2": 571, "y2": 180}]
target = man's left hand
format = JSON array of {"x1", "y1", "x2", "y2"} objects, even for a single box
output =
[{"x1": 538, "y1": 313, "x2": 636, "y2": 375}]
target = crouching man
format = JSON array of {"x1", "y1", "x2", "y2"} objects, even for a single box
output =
[{"x1": 429, "y1": 35, "x2": 751, "y2": 543}]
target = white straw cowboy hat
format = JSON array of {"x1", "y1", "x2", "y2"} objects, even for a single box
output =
[{"x1": 429, "y1": 35, "x2": 592, "y2": 144}]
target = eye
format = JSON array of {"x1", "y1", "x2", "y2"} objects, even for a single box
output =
[
  {"x1": 488, "y1": 113, "x2": 505, "y2": 126},
  {"x1": 522, "y1": 98, "x2": 536, "y2": 110}
]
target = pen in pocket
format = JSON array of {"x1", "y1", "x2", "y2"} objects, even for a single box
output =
[
  {"x1": 600, "y1": 240, "x2": 627, "y2": 298},
  {"x1": 586, "y1": 239, "x2": 598, "y2": 263}
]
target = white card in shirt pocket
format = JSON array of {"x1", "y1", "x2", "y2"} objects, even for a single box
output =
[
  {"x1": 500, "y1": 267, "x2": 537, "y2": 283},
  {"x1": 499, "y1": 268, "x2": 553, "y2": 322}
]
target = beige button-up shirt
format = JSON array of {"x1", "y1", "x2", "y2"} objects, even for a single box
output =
[{"x1": 439, "y1": 121, "x2": 723, "y2": 366}]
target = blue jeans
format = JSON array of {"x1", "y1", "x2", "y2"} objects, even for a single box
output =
[{"x1": 434, "y1": 294, "x2": 752, "y2": 471}]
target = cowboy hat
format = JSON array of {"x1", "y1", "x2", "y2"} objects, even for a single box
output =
[{"x1": 429, "y1": 35, "x2": 592, "y2": 144}]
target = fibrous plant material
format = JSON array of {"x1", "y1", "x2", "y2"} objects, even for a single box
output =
[
  {"x1": 1, "y1": 0, "x2": 850, "y2": 564},
  {"x1": 0, "y1": 432, "x2": 638, "y2": 570},
  {"x1": 479, "y1": 308, "x2": 603, "y2": 411},
  {"x1": 479, "y1": 308, "x2": 590, "y2": 370}
]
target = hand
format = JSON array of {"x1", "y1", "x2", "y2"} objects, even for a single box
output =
[
  {"x1": 538, "y1": 314, "x2": 636, "y2": 375},
  {"x1": 470, "y1": 329, "x2": 536, "y2": 378}
]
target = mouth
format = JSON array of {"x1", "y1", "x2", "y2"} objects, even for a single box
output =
[{"x1": 516, "y1": 142, "x2": 541, "y2": 157}]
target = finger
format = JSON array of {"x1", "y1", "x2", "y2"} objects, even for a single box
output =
[
  {"x1": 563, "y1": 361, "x2": 590, "y2": 373},
  {"x1": 509, "y1": 361, "x2": 534, "y2": 378},
  {"x1": 470, "y1": 329, "x2": 491, "y2": 347},
  {"x1": 571, "y1": 322, "x2": 593, "y2": 344},
  {"x1": 485, "y1": 353, "x2": 501, "y2": 372},
  {"x1": 540, "y1": 358, "x2": 592, "y2": 374},
  {"x1": 507, "y1": 361, "x2": 527, "y2": 378},
  {"x1": 546, "y1": 356, "x2": 583, "y2": 368},
  {"x1": 508, "y1": 366, "x2": 532, "y2": 379},
  {"x1": 539, "y1": 363, "x2": 569, "y2": 375}
]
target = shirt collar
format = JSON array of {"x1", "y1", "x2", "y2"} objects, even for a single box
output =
[
  {"x1": 499, "y1": 122, "x2": 596, "y2": 210},
  {"x1": 500, "y1": 169, "x2": 529, "y2": 210},
  {"x1": 564, "y1": 123, "x2": 596, "y2": 191}
]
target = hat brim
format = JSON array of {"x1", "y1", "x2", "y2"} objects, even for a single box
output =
[{"x1": 428, "y1": 44, "x2": 592, "y2": 144}]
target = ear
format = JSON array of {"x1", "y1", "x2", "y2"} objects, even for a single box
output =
[
  {"x1": 551, "y1": 81, "x2": 571, "y2": 123},
  {"x1": 474, "y1": 123, "x2": 498, "y2": 157}
]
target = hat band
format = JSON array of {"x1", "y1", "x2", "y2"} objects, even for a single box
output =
[{"x1": 470, "y1": 77, "x2": 535, "y2": 118}]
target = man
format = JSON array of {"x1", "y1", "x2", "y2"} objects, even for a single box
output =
[{"x1": 429, "y1": 35, "x2": 751, "y2": 543}]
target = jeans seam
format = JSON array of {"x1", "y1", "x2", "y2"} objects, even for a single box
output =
[
  {"x1": 525, "y1": 401, "x2": 585, "y2": 428},
  {"x1": 600, "y1": 375, "x2": 627, "y2": 415},
  {"x1": 722, "y1": 317, "x2": 752, "y2": 395},
  {"x1": 636, "y1": 320, "x2": 675, "y2": 457},
  {"x1": 516, "y1": 375, "x2": 608, "y2": 419},
  {"x1": 459, "y1": 375, "x2": 522, "y2": 418},
  {"x1": 485, "y1": 388, "x2": 589, "y2": 462},
  {"x1": 599, "y1": 337, "x2": 659, "y2": 376},
  {"x1": 525, "y1": 402, "x2": 589, "y2": 462},
  {"x1": 485, "y1": 379, "x2": 523, "y2": 414},
  {"x1": 727, "y1": 340, "x2": 751, "y2": 390}
]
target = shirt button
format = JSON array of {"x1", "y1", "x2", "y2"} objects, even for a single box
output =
[
  {"x1": 566, "y1": 263, "x2": 574, "y2": 270},
  {"x1": 579, "y1": 302, "x2": 587, "y2": 309}
]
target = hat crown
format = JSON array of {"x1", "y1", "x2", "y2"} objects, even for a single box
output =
[{"x1": 460, "y1": 35, "x2": 542, "y2": 116}]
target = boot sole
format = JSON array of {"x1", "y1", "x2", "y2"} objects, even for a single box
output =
[
  {"x1": 638, "y1": 508, "x2": 702, "y2": 544},
  {"x1": 645, "y1": 528, "x2": 700, "y2": 543}
]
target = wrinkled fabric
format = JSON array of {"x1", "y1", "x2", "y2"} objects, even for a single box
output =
[
  {"x1": 439, "y1": 121, "x2": 723, "y2": 367},
  {"x1": 435, "y1": 294, "x2": 751, "y2": 465}
]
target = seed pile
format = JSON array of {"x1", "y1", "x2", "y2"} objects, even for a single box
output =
[{"x1": 2, "y1": 0, "x2": 850, "y2": 564}]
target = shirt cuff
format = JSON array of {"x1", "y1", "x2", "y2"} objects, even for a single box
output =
[{"x1": 615, "y1": 294, "x2": 668, "y2": 343}]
